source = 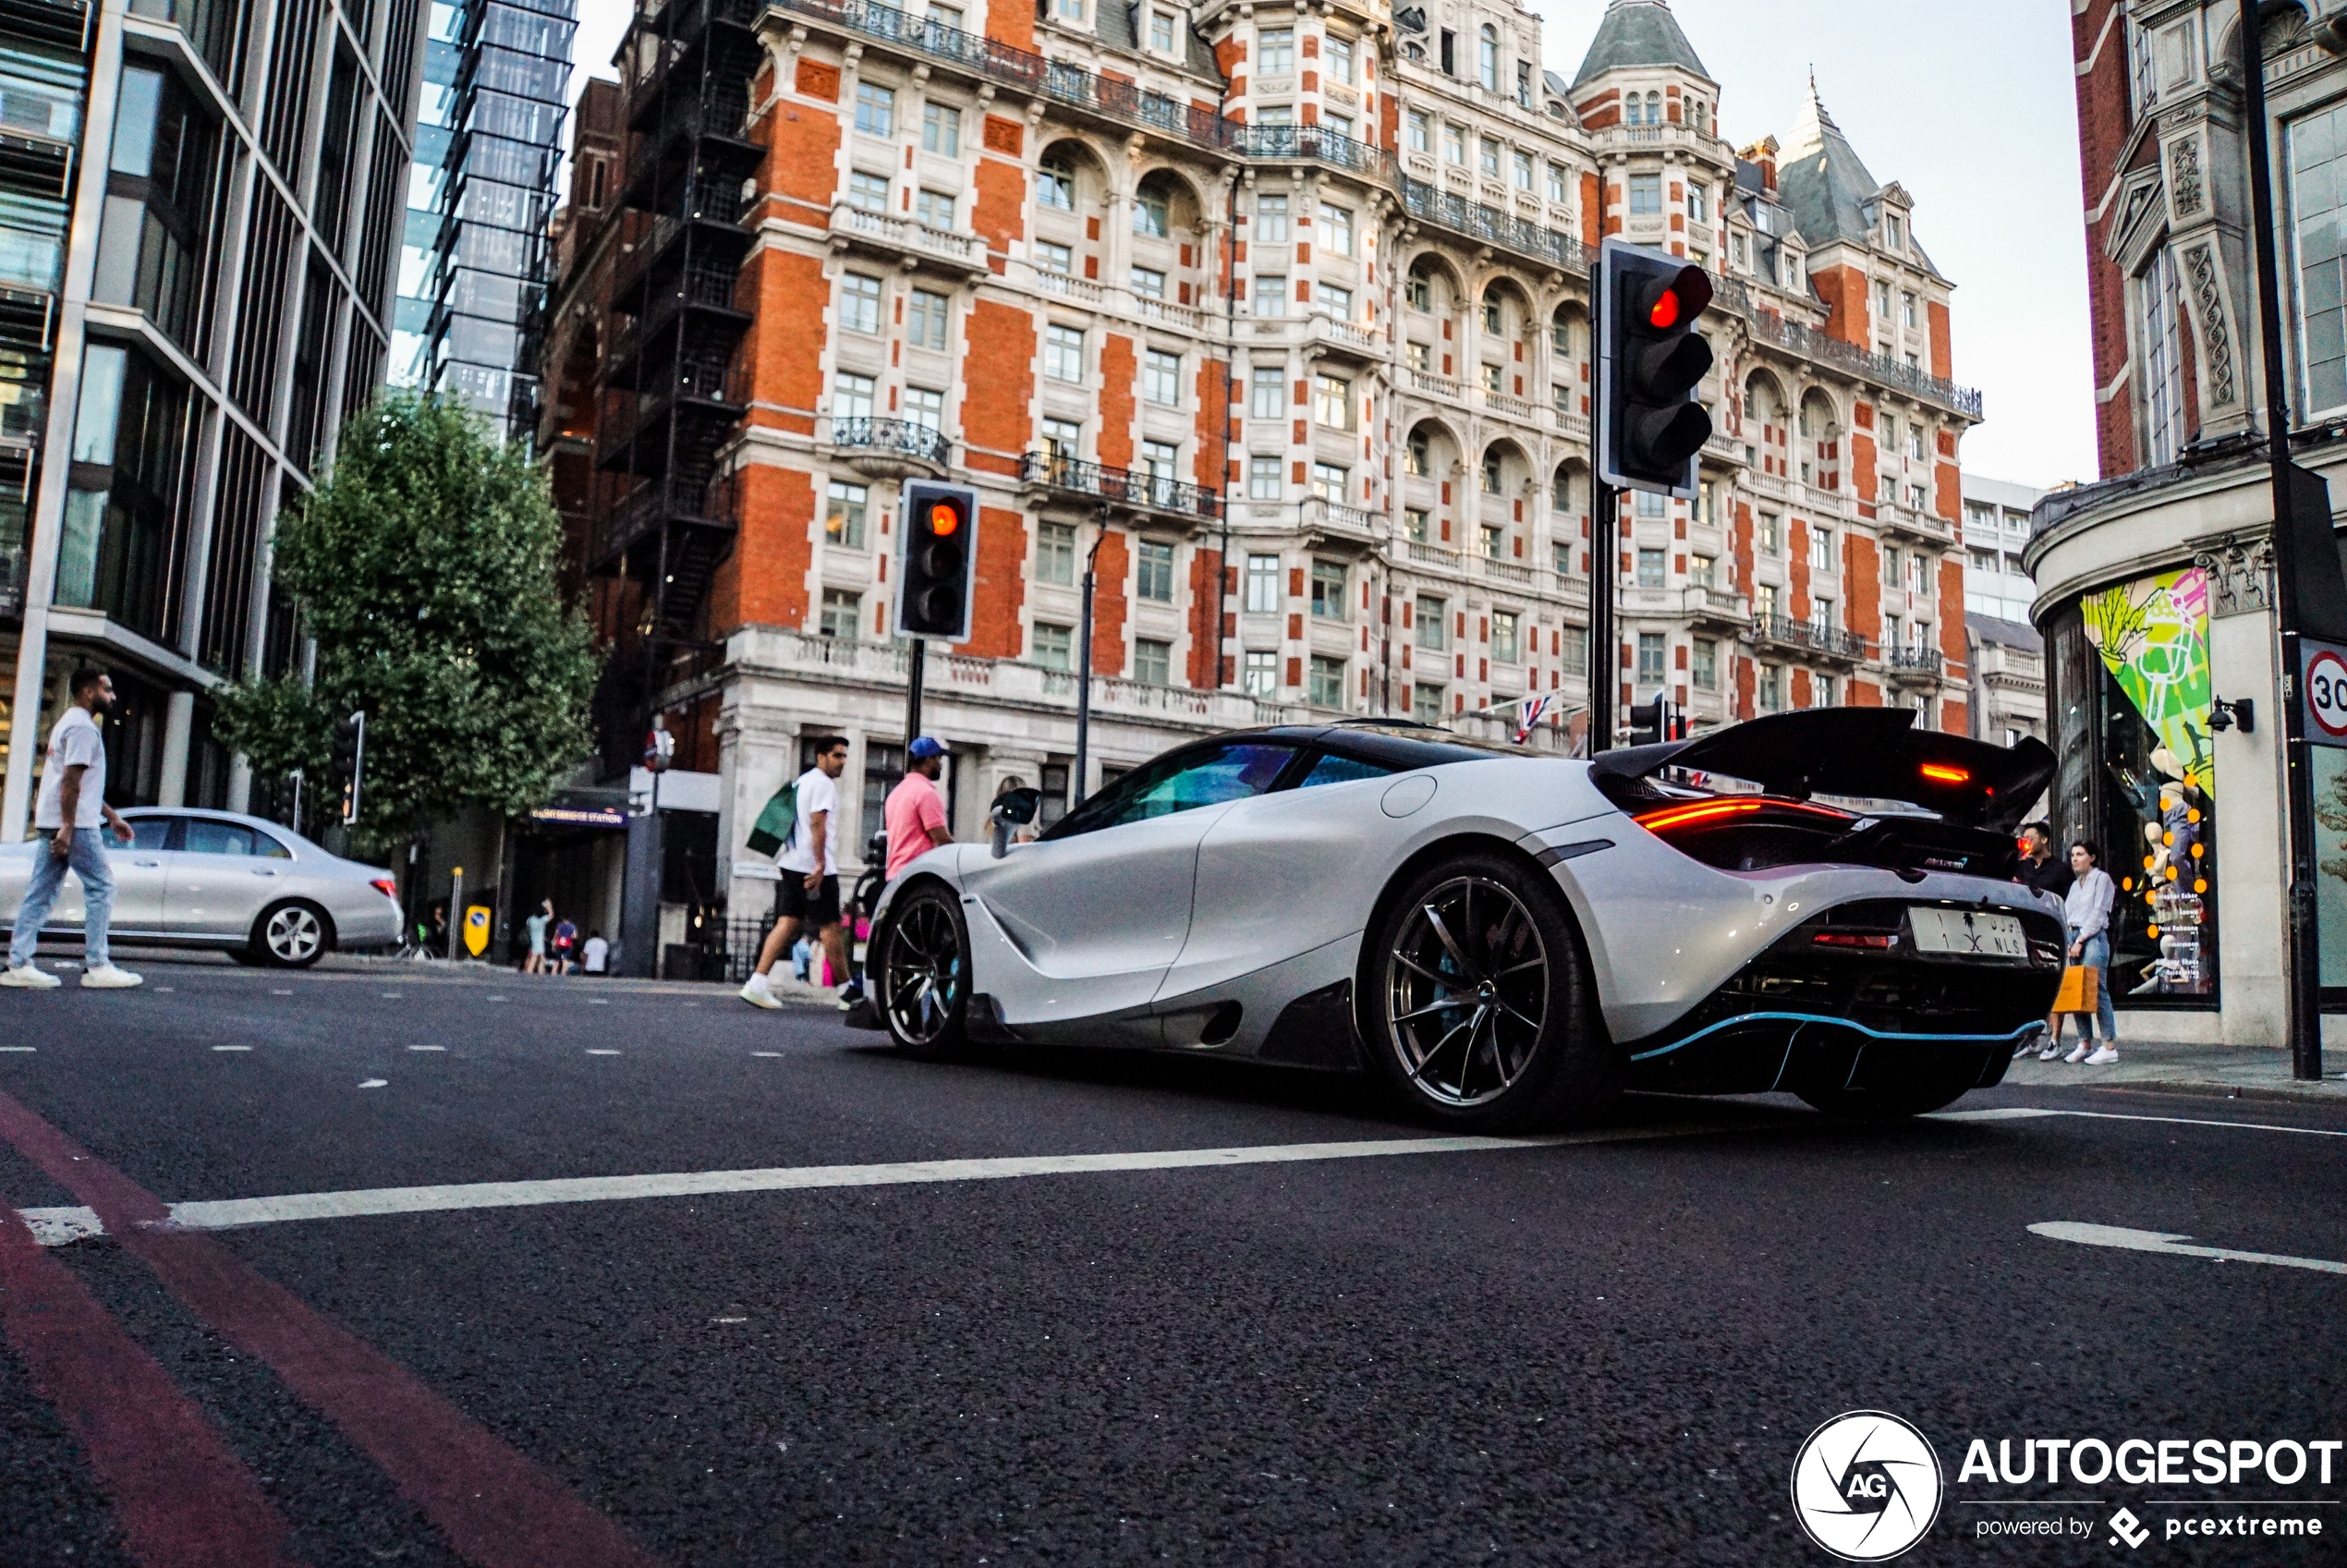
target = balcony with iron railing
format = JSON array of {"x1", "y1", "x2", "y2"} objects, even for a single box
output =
[
  {"x1": 1020, "y1": 452, "x2": 1222, "y2": 520},
  {"x1": 1743, "y1": 310, "x2": 1983, "y2": 419},
  {"x1": 830, "y1": 416, "x2": 952, "y2": 474},
  {"x1": 1749, "y1": 614, "x2": 1867, "y2": 662},
  {"x1": 1885, "y1": 645, "x2": 1945, "y2": 678}
]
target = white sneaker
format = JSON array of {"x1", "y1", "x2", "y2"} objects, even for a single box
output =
[
  {"x1": 2063, "y1": 1043, "x2": 2090, "y2": 1064},
  {"x1": 79, "y1": 965, "x2": 142, "y2": 990},
  {"x1": 2013, "y1": 1037, "x2": 2042, "y2": 1059},
  {"x1": 2037, "y1": 1044, "x2": 2063, "y2": 1061},
  {"x1": 2085, "y1": 1046, "x2": 2120, "y2": 1065},
  {"x1": 738, "y1": 972, "x2": 782, "y2": 1010},
  {"x1": 0, "y1": 965, "x2": 60, "y2": 989}
]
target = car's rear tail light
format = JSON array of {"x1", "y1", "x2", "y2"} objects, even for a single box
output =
[
  {"x1": 1632, "y1": 796, "x2": 1860, "y2": 872},
  {"x1": 1812, "y1": 931, "x2": 1896, "y2": 949},
  {"x1": 370, "y1": 878, "x2": 398, "y2": 901}
]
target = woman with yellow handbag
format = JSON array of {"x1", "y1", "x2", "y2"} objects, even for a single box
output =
[{"x1": 2041, "y1": 840, "x2": 2119, "y2": 1064}]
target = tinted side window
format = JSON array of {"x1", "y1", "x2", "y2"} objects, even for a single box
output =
[
  {"x1": 252, "y1": 829, "x2": 292, "y2": 858},
  {"x1": 1296, "y1": 752, "x2": 1396, "y2": 788},
  {"x1": 126, "y1": 816, "x2": 175, "y2": 850},
  {"x1": 183, "y1": 820, "x2": 255, "y2": 856},
  {"x1": 1043, "y1": 744, "x2": 1295, "y2": 838}
]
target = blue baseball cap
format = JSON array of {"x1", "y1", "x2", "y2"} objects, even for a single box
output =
[{"x1": 908, "y1": 736, "x2": 948, "y2": 760}]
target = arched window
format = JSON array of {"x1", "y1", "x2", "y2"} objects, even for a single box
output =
[
  {"x1": 1478, "y1": 25, "x2": 1499, "y2": 91},
  {"x1": 1551, "y1": 308, "x2": 1572, "y2": 355},
  {"x1": 1482, "y1": 290, "x2": 1502, "y2": 334},
  {"x1": 1646, "y1": 91, "x2": 1661, "y2": 124},
  {"x1": 1551, "y1": 466, "x2": 1573, "y2": 512},
  {"x1": 1038, "y1": 158, "x2": 1074, "y2": 211},
  {"x1": 1406, "y1": 429, "x2": 1429, "y2": 476},
  {"x1": 1624, "y1": 94, "x2": 1642, "y2": 127},
  {"x1": 1406, "y1": 264, "x2": 1432, "y2": 311},
  {"x1": 1481, "y1": 450, "x2": 1503, "y2": 493}
]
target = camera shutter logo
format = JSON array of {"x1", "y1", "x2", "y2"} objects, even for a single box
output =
[{"x1": 1790, "y1": 1411, "x2": 1943, "y2": 1561}]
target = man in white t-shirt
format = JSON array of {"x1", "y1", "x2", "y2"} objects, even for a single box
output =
[
  {"x1": 740, "y1": 736, "x2": 852, "y2": 1009},
  {"x1": 582, "y1": 930, "x2": 609, "y2": 974},
  {"x1": 4, "y1": 666, "x2": 141, "y2": 990}
]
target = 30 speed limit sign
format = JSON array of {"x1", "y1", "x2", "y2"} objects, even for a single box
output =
[{"x1": 2303, "y1": 643, "x2": 2347, "y2": 746}]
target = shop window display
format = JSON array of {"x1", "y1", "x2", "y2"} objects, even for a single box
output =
[{"x1": 2075, "y1": 566, "x2": 2216, "y2": 1002}]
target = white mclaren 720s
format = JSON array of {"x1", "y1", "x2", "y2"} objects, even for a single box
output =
[{"x1": 855, "y1": 708, "x2": 2066, "y2": 1131}]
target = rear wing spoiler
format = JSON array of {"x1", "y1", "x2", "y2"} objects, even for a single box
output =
[{"x1": 1587, "y1": 709, "x2": 2055, "y2": 833}]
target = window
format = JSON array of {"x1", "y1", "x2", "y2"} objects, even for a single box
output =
[
  {"x1": 1140, "y1": 439, "x2": 1179, "y2": 499},
  {"x1": 1688, "y1": 183, "x2": 1709, "y2": 224},
  {"x1": 1480, "y1": 450, "x2": 1502, "y2": 492},
  {"x1": 1309, "y1": 655, "x2": 1345, "y2": 708},
  {"x1": 1149, "y1": 9, "x2": 1174, "y2": 50},
  {"x1": 838, "y1": 273, "x2": 882, "y2": 338},
  {"x1": 1812, "y1": 596, "x2": 1836, "y2": 632},
  {"x1": 1314, "y1": 374, "x2": 1352, "y2": 430},
  {"x1": 1413, "y1": 684, "x2": 1446, "y2": 723},
  {"x1": 1407, "y1": 110, "x2": 1429, "y2": 153},
  {"x1": 1405, "y1": 506, "x2": 1429, "y2": 542},
  {"x1": 1628, "y1": 174, "x2": 1660, "y2": 215},
  {"x1": 1480, "y1": 362, "x2": 1502, "y2": 395},
  {"x1": 903, "y1": 385, "x2": 943, "y2": 431},
  {"x1": 1045, "y1": 324, "x2": 1085, "y2": 382},
  {"x1": 1038, "y1": 521, "x2": 1076, "y2": 585},
  {"x1": 1550, "y1": 466, "x2": 1572, "y2": 510},
  {"x1": 1909, "y1": 553, "x2": 1930, "y2": 596},
  {"x1": 1300, "y1": 752, "x2": 1394, "y2": 787},
  {"x1": 1310, "y1": 559, "x2": 1347, "y2": 620},
  {"x1": 1636, "y1": 548, "x2": 1665, "y2": 589},
  {"x1": 1732, "y1": 233, "x2": 1747, "y2": 267},
  {"x1": 1244, "y1": 650, "x2": 1278, "y2": 696},
  {"x1": 2292, "y1": 103, "x2": 2347, "y2": 411},
  {"x1": 1405, "y1": 268, "x2": 1431, "y2": 311},
  {"x1": 1131, "y1": 266, "x2": 1165, "y2": 302},
  {"x1": 1319, "y1": 284, "x2": 1352, "y2": 320},
  {"x1": 1041, "y1": 417, "x2": 1083, "y2": 463},
  {"x1": 1134, "y1": 187, "x2": 1169, "y2": 237},
  {"x1": 1545, "y1": 165, "x2": 1569, "y2": 207},
  {"x1": 1560, "y1": 625, "x2": 1587, "y2": 675},
  {"x1": 1480, "y1": 524, "x2": 1504, "y2": 559},
  {"x1": 1329, "y1": 35, "x2": 1355, "y2": 84},
  {"x1": 1692, "y1": 638, "x2": 1718, "y2": 689},
  {"x1": 1491, "y1": 610, "x2": 1520, "y2": 663},
  {"x1": 1478, "y1": 24, "x2": 1498, "y2": 91},
  {"x1": 1310, "y1": 461, "x2": 1348, "y2": 503},
  {"x1": 54, "y1": 345, "x2": 189, "y2": 638},
  {"x1": 1036, "y1": 239, "x2": 1074, "y2": 288},
  {"x1": 1443, "y1": 124, "x2": 1465, "y2": 164},
  {"x1": 1137, "y1": 540, "x2": 1174, "y2": 602},
  {"x1": 825, "y1": 480, "x2": 869, "y2": 549},
  {"x1": 1901, "y1": 290, "x2": 1918, "y2": 330},
  {"x1": 922, "y1": 102, "x2": 961, "y2": 153},
  {"x1": 1259, "y1": 26, "x2": 1294, "y2": 71},
  {"x1": 1809, "y1": 527, "x2": 1835, "y2": 573},
  {"x1": 1887, "y1": 213, "x2": 1903, "y2": 249},
  {"x1": 1252, "y1": 275, "x2": 1286, "y2": 316},
  {"x1": 1257, "y1": 105, "x2": 1293, "y2": 127},
  {"x1": 1513, "y1": 151, "x2": 1533, "y2": 191},
  {"x1": 1551, "y1": 383, "x2": 1571, "y2": 419},
  {"x1": 1403, "y1": 430, "x2": 1430, "y2": 477},
  {"x1": 917, "y1": 188, "x2": 954, "y2": 229},
  {"x1": 1056, "y1": 0, "x2": 1081, "y2": 18},
  {"x1": 820, "y1": 588, "x2": 861, "y2": 638},
  {"x1": 1909, "y1": 482, "x2": 1929, "y2": 510},
  {"x1": 1690, "y1": 553, "x2": 1714, "y2": 588},
  {"x1": 1756, "y1": 582, "x2": 1778, "y2": 619},
  {"x1": 1757, "y1": 512, "x2": 1782, "y2": 553},
  {"x1": 1317, "y1": 202, "x2": 1352, "y2": 256},
  {"x1": 1136, "y1": 637, "x2": 1173, "y2": 683},
  {"x1": 1406, "y1": 342, "x2": 1431, "y2": 374},
  {"x1": 833, "y1": 371, "x2": 875, "y2": 421},
  {"x1": 1758, "y1": 663, "x2": 1782, "y2": 711},
  {"x1": 1907, "y1": 425, "x2": 1927, "y2": 461},
  {"x1": 1032, "y1": 622, "x2": 1073, "y2": 669},
  {"x1": 846, "y1": 170, "x2": 889, "y2": 212},
  {"x1": 1478, "y1": 137, "x2": 1501, "y2": 178},
  {"x1": 2139, "y1": 246, "x2": 2184, "y2": 460},
  {"x1": 1248, "y1": 456, "x2": 1281, "y2": 499},
  {"x1": 854, "y1": 82, "x2": 894, "y2": 134},
  {"x1": 1254, "y1": 193, "x2": 1288, "y2": 242},
  {"x1": 1245, "y1": 553, "x2": 1281, "y2": 611},
  {"x1": 91, "y1": 67, "x2": 217, "y2": 353},
  {"x1": 1636, "y1": 632, "x2": 1666, "y2": 686},
  {"x1": 907, "y1": 287, "x2": 949, "y2": 349},
  {"x1": 1250, "y1": 366, "x2": 1283, "y2": 419},
  {"x1": 1636, "y1": 488, "x2": 1665, "y2": 518},
  {"x1": 1144, "y1": 348, "x2": 1181, "y2": 406},
  {"x1": 1038, "y1": 159, "x2": 1074, "y2": 210},
  {"x1": 1417, "y1": 595, "x2": 1447, "y2": 649}
]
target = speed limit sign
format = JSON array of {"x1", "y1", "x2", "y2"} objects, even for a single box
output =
[{"x1": 2302, "y1": 642, "x2": 2347, "y2": 747}]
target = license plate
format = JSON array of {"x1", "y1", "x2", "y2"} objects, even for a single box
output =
[{"x1": 1908, "y1": 907, "x2": 2028, "y2": 958}]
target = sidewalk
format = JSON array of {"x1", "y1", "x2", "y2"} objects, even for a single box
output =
[{"x1": 2003, "y1": 1036, "x2": 2347, "y2": 1102}]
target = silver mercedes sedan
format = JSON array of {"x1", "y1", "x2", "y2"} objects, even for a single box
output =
[{"x1": 0, "y1": 807, "x2": 405, "y2": 967}]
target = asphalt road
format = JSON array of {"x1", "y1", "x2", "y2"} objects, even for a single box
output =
[{"x1": 0, "y1": 956, "x2": 2342, "y2": 1567}]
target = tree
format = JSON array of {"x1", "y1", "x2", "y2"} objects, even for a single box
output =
[{"x1": 214, "y1": 393, "x2": 600, "y2": 849}]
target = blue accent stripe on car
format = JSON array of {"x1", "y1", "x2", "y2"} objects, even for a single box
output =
[{"x1": 1629, "y1": 1012, "x2": 2043, "y2": 1063}]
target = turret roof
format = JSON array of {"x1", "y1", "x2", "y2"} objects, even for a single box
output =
[{"x1": 1570, "y1": 0, "x2": 1710, "y2": 90}]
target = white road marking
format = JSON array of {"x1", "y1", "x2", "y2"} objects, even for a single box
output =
[
  {"x1": 359, "y1": 1079, "x2": 387, "y2": 1089},
  {"x1": 585, "y1": 1049, "x2": 620, "y2": 1055},
  {"x1": 212, "y1": 1045, "x2": 251, "y2": 1052},
  {"x1": 750, "y1": 1051, "x2": 782, "y2": 1058},
  {"x1": 11, "y1": 1125, "x2": 1732, "y2": 1244},
  {"x1": 0, "y1": 1047, "x2": 32, "y2": 1052},
  {"x1": 1932, "y1": 1106, "x2": 2347, "y2": 1137},
  {"x1": 408, "y1": 1045, "x2": 444, "y2": 1051},
  {"x1": 154, "y1": 987, "x2": 173, "y2": 992},
  {"x1": 588, "y1": 999, "x2": 610, "y2": 1005},
  {"x1": 2030, "y1": 1222, "x2": 2347, "y2": 1275},
  {"x1": 486, "y1": 996, "x2": 508, "y2": 1003},
  {"x1": 381, "y1": 992, "x2": 400, "y2": 999},
  {"x1": 271, "y1": 990, "x2": 292, "y2": 995}
]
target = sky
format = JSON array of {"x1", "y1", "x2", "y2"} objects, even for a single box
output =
[{"x1": 565, "y1": 0, "x2": 2099, "y2": 491}]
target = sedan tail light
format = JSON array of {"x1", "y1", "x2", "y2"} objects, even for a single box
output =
[
  {"x1": 1634, "y1": 796, "x2": 1858, "y2": 872},
  {"x1": 370, "y1": 878, "x2": 399, "y2": 901}
]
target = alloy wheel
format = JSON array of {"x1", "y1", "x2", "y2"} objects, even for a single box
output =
[
  {"x1": 266, "y1": 906, "x2": 322, "y2": 964},
  {"x1": 884, "y1": 898, "x2": 963, "y2": 1046},
  {"x1": 1383, "y1": 875, "x2": 1550, "y2": 1106}
]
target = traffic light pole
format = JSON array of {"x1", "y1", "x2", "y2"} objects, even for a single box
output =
[
  {"x1": 2238, "y1": 0, "x2": 2325, "y2": 1079},
  {"x1": 1589, "y1": 476, "x2": 1617, "y2": 754},
  {"x1": 905, "y1": 638, "x2": 926, "y2": 749}
]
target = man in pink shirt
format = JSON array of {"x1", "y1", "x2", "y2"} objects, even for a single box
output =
[{"x1": 883, "y1": 736, "x2": 954, "y2": 882}]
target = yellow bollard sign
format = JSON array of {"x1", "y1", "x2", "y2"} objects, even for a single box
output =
[{"x1": 463, "y1": 906, "x2": 492, "y2": 957}]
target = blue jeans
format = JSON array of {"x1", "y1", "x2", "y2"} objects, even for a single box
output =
[
  {"x1": 2062, "y1": 929, "x2": 2117, "y2": 1043},
  {"x1": 8, "y1": 829, "x2": 113, "y2": 971}
]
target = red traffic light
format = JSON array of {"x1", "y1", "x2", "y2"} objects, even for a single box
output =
[
  {"x1": 1649, "y1": 290, "x2": 1680, "y2": 329},
  {"x1": 928, "y1": 501, "x2": 962, "y2": 537}
]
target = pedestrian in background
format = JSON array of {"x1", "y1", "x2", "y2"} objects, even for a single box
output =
[
  {"x1": 3, "y1": 666, "x2": 141, "y2": 990},
  {"x1": 552, "y1": 915, "x2": 578, "y2": 976},
  {"x1": 2013, "y1": 823, "x2": 2072, "y2": 1058},
  {"x1": 2043, "y1": 840, "x2": 2119, "y2": 1064},
  {"x1": 582, "y1": 929, "x2": 608, "y2": 975},
  {"x1": 885, "y1": 737, "x2": 955, "y2": 882},
  {"x1": 524, "y1": 899, "x2": 552, "y2": 975},
  {"x1": 741, "y1": 736, "x2": 853, "y2": 1010}
]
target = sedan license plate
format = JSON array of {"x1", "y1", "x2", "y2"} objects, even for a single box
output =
[{"x1": 1908, "y1": 907, "x2": 2027, "y2": 958}]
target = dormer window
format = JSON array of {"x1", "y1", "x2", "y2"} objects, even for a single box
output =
[
  {"x1": 1886, "y1": 213, "x2": 1903, "y2": 248},
  {"x1": 1055, "y1": 0, "x2": 1083, "y2": 19},
  {"x1": 1149, "y1": 9, "x2": 1174, "y2": 51}
]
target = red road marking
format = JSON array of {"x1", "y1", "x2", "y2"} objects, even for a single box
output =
[
  {"x1": 0, "y1": 1089, "x2": 667, "y2": 1568},
  {"x1": 0, "y1": 1209, "x2": 298, "y2": 1567}
]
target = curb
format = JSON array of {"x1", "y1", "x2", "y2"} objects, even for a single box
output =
[{"x1": 2086, "y1": 1077, "x2": 2347, "y2": 1106}]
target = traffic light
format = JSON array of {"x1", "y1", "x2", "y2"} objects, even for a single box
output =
[
  {"x1": 1597, "y1": 237, "x2": 1716, "y2": 499},
  {"x1": 330, "y1": 711, "x2": 365, "y2": 825},
  {"x1": 1625, "y1": 698, "x2": 1684, "y2": 747},
  {"x1": 897, "y1": 481, "x2": 978, "y2": 640}
]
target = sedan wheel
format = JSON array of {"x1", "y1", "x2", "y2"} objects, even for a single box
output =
[
  {"x1": 1366, "y1": 850, "x2": 1619, "y2": 1131},
  {"x1": 877, "y1": 886, "x2": 969, "y2": 1059},
  {"x1": 256, "y1": 901, "x2": 331, "y2": 969}
]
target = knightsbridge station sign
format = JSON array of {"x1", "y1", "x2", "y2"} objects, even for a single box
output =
[{"x1": 1791, "y1": 1411, "x2": 2339, "y2": 1560}]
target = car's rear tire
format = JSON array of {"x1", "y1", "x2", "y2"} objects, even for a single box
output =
[
  {"x1": 252, "y1": 900, "x2": 334, "y2": 969},
  {"x1": 1795, "y1": 1064, "x2": 1979, "y2": 1119},
  {"x1": 1361, "y1": 849, "x2": 1620, "y2": 1133},
  {"x1": 874, "y1": 884, "x2": 971, "y2": 1060}
]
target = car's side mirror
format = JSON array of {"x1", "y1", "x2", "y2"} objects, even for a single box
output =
[{"x1": 988, "y1": 787, "x2": 1042, "y2": 858}]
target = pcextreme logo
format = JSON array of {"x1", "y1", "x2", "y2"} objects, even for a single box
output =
[{"x1": 1791, "y1": 1410, "x2": 1946, "y2": 1562}]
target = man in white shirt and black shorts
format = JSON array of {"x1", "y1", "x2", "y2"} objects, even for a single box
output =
[
  {"x1": 4, "y1": 666, "x2": 141, "y2": 990},
  {"x1": 740, "y1": 735, "x2": 853, "y2": 1010}
]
